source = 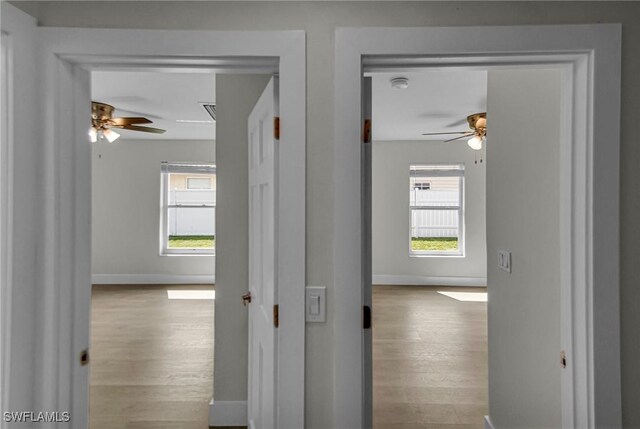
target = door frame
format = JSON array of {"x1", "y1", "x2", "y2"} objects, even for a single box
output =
[
  {"x1": 0, "y1": 5, "x2": 40, "y2": 421},
  {"x1": 334, "y1": 25, "x2": 621, "y2": 428},
  {"x1": 36, "y1": 26, "x2": 305, "y2": 428},
  {"x1": 0, "y1": 26, "x2": 13, "y2": 427}
]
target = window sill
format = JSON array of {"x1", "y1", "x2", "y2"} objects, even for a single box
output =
[
  {"x1": 410, "y1": 252, "x2": 465, "y2": 258},
  {"x1": 160, "y1": 251, "x2": 216, "y2": 257}
]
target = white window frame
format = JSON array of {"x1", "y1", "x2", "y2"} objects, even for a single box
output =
[
  {"x1": 409, "y1": 164, "x2": 465, "y2": 257},
  {"x1": 160, "y1": 161, "x2": 216, "y2": 255}
]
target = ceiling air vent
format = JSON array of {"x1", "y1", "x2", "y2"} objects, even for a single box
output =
[{"x1": 200, "y1": 103, "x2": 216, "y2": 121}]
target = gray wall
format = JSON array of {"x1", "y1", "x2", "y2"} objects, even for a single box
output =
[
  {"x1": 486, "y1": 69, "x2": 562, "y2": 428},
  {"x1": 372, "y1": 140, "x2": 487, "y2": 282},
  {"x1": 91, "y1": 139, "x2": 215, "y2": 278},
  {"x1": 12, "y1": 2, "x2": 640, "y2": 427},
  {"x1": 214, "y1": 74, "x2": 270, "y2": 401}
]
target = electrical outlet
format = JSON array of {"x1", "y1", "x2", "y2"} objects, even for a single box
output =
[{"x1": 498, "y1": 249, "x2": 511, "y2": 273}]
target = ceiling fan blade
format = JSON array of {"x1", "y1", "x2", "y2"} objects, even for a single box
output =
[
  {"x1": 121, "y1": 125, "x2": 166, "y2": 134},
  {"x1": 111, "y1": 107, "x2": 162, "y2": 120},
  {"x1": 445, "y1": 117, "x2": 470, "y2": 128},
  {"x1": 110, "y1": 117, "x2": 152, "y2": 126},
  {"x1": 421, "y1": 131, "x2": 468, "y2": 136},
  {"x1": 445, "y1": 132, "x2": 474, "y2": 143}
]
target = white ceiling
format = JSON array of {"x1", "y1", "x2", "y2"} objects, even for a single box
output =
[
  {"x1": 91, "y1": 71, "x2": 216, "y2": 140},
  {"x1": 371, "y1": 70, "x2": 487, "y2": 141},
  {"x1": 92, "y1": 69, "x2": 486, "y2": 142}
]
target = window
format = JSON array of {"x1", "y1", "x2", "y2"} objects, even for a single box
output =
[
  {"x1": 160, "y1": 162, "x2": 216, "y2": 255},
  {"x1": 410, "y1": 164, "x2": 464, "y2": 256}
]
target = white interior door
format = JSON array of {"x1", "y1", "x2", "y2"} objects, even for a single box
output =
[{"x1": 247, "y1": 77, "x2": 279, "y2": 429}]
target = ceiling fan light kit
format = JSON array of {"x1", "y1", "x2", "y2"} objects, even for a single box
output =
[
  {"x1": 89, "y1": 127, "x2": 120, "y2": 143},
  {"x1": 422, "y1": 111, "x2": 487, "y2": 151},
  {"x1": 90, "y1": 101, "x2": 166, "y2": 143},
  {"x1": 467, "y1": 135, "x2": 485, "y2": 150},
  {"x1": 103, "y1": 128, "x2": 120, "y2": 143},
  {"x1": 465, "y1": 112, "x2": 486, "y2": 151}
]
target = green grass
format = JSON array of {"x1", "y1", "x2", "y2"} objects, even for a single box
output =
[
  {"x1": 169, "y1": 235, "x2": 215, "y2": 248},
  {"x1": 411, "y1": 237, "x2": 459, "y2": 252}
]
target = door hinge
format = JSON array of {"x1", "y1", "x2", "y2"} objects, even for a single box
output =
[
  {"x1": 274, "y1": 304, "x2": 279, "y2": 328},
  {"x1": 560, "y1": 350, "x2": 567, "y2": 369},
  {"x1": 363, "y1": 119, "x2": 371, "y2": 144},
  {"x1": 363, "y1": 305, "x2": 372, "y2": 329},
  {"x1": 80, "y1": 349, "x2": 90, "y2": 366},
  {"x1": 274, "y1": 117, "x2": 280, "y2": 140}
]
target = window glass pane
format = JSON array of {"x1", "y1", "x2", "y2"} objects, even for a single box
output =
[
  {"x1": 167, "y1": 207, "x2": 216, "y2": 249},
  {"x1": 187, "y1": 177, "x2": 212, "y2": 189},
  {"x1": 410, "y1": 209, "x2": 460, "y2": 252},
  {"x1": 410, "y1": 176, "x2": 460, "y2": 207}
]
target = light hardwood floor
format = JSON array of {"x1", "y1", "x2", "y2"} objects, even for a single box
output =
[
  {"x1": 90, "y1": 284, "x2": 486, "y2": 429},
  {"x1": 373, "y1": 285, "x2": 488, "y2": 429},
  {"x1": 90, "y1": 284, "x2": 215, "y2": 429}
]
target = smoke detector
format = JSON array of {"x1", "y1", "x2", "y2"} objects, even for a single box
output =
[{"x1": 390, "y1": 77, "x2": 409, "y2": 89}]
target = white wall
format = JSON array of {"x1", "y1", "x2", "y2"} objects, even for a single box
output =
[
  {"x1": 12, "y1": 2, "x2": 640, "y2": 428},
  {"x1": 372, "y1": 140, "x2": 486, "y2": 285},
  {"x1": 91, "y1": 139, "x2": 215, "y2": 282},
  {"x1": 214, "y1": 74, "x2": 270, "y2": 403},
  {"x1": 486, "y1": 69, "x2": 562, "y2": 428}
]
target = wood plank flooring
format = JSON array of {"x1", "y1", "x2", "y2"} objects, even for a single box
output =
[
  {"x1": 373, "y1": 285, "x2": 488, "y2": 429},
  {"x1": 90, "y1": 285, "x2": 215, "y2": 429},
  {"x1": 90, "y1": 284, "x2": 486, "y2": 428}
]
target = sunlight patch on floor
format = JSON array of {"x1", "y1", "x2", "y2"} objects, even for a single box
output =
[
  {"x1": 167, "y1": 290, "x2": 216, "y2": 300},
  {"x1": 437, "y1": 291, "x2": 487, "y2": 302}
]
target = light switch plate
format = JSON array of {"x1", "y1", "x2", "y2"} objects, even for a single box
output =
[
  {"x1": 305, "y1": 286, "x2": 326, "y2": 322},
  {"x1": 498, "y1": 249, "x2": 511, "y2": 273}
]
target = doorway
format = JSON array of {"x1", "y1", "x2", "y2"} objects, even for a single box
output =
[
  {"x1": 31, "y1": 26, "x2": 305, "y2": 428},
  {"x1": 89, "y1": 70, "x2": 217, "y2": 427},
  {"x1": 368, "y1": 64, "x2": 575, "y2": 426},
  {"x1": 369, "y1": 69, "x2": 489, "y2": 427},
  {"x1": 334, "y1": 25, "x2": 621, "y2": 428}
]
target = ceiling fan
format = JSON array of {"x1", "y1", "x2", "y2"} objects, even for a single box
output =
[
  {"x1": 422, "y1": 112, "x2": 487, "y2": 150},
  {"x1": 90, "y1": 101, "x2": 166, "y2": 143}
]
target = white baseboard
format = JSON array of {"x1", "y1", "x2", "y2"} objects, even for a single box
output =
[
  {"x1": 92, "y1": 274, "x2": 215, "y2": 285},
  {"x1": 209, "y1": 399, "x2": 247, "y2": 427},
  {"x1": 484, "y1": 415, "x2": 495, "y2": 429},
  {"x1": 373, "y1": 274, "x2": 486, "y2": 287}
]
